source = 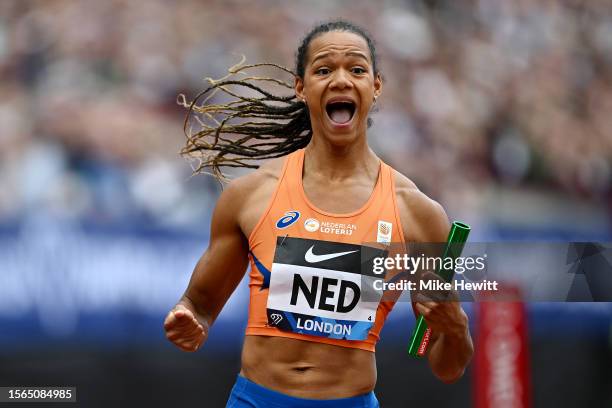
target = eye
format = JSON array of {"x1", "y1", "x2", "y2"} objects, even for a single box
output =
[
  {"x1": 315, "y1": 67, "x2": 331, "y2": 75},
  {"x1": 351, "y1": 67, "x2": 367, "y2": 74}
]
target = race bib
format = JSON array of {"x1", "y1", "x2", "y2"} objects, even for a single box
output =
[{"x1": 266, "y1": 237, "x2": 387, "y2": 340}]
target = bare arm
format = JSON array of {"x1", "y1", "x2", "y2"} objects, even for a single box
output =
[
  {"x1": 413, "y1": 201, "x2": 473, "y2": 383},
  {"x1": 394, "y1": 173, "x2": 474, "y2": 383},
  {"x1": 164, "y1": 180, "x2": 250, "y2": 352}
]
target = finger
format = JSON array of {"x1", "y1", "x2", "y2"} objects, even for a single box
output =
[
  {"x1": 170, "y1": 310, "x2": 198, "y2": 328},
  {"x1": 422, "y1": 300, "x2": 439, "y2": 308},
  {"x1": 421, "y1": 270, "x2": 442, "y2": 280},
  {"x1": 164, "y1": 314, "x2": 191, "y2": 331},
  {"x1": 168, "y1": 332, "x2": 204, "y2": 346},
  {"x1": 420, "y1": 272, "x2": 456, "y2": 301},
  {"x1": 164, "y1": 305, "x2": 193, "y2": 327},
  {"x1": 175, "y1": 341, "x2": 198, "y2": 352},
  {"x1": 166, "y1": 320, "x2": 205, "y2": 339},
  {"x1": 164, "y1": 317, "x2": 204, "y2": 334},
  {"x1": 167, "y1": 335, "x2": 206, "y2": 351},
  {"x1": 415, "y1": 302, "x2": 431, "y2": 316},
  {"x1": 163, "y1": 311, "x2": 178, "y2": 330},
  {"x1": 445, "y1": 289, "x2": 460, "y2": 302},
  {"x1": 176, "y1": 336, "x2": 204, "y2": 352},
  {"x1": 166, "y1": 327, "x2": 203, "y2": 342},
  {"x1": 173, "y1": 306, "x2": 195, "y2": 320},
  {"x1": 414, "y1": 292, "x2": 435, "y2": 304}
]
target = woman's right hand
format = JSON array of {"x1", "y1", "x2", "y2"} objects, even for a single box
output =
[
  {"x1": 164, "y1": 304, "x2": 208, "y2": 352},
  {"x1": 163, "y1": 177, "x2": 254, "y2": 353}
]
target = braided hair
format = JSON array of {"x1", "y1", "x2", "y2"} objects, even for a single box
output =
[{"x1": 178, "y1": 20, "x2": 379, "y2": 181}]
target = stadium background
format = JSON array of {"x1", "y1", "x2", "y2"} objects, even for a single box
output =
[{"x1": 0, "y1": 0, "x2": 611, "y2": 406}]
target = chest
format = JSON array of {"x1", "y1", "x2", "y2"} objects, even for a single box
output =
[
  {"x1": 240, "y1": 176, "x2": 379, "y2": 238},
  {"x1": 301, "y1": 176, "x2": 375, "y2": 214}
]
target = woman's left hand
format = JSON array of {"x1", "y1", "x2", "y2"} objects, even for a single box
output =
[{"x1": 414, "y1": 271, "x2": 468, "y2": 338}]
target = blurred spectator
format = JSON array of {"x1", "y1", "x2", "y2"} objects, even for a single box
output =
[{"x1": 0, "y1": 0, "x2": 610, "y2": 234}]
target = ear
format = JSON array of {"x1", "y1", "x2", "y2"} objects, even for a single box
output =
[
  {"x1": 294, "y1": 76, "x2": 305, "y2": 101},
  {"x1": 373, "y1": 72, "x2": 382, "y2": 99}
]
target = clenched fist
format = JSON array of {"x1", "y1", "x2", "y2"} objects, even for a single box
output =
[
  {"x1": 164, "y1": 304, "x2": 208, "y2": 352},
  {"x1": 414, "y1": 271, "x2": 468, "y2": 338}
]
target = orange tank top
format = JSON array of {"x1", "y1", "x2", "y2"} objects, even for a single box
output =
[{"x1": 245, "y1": 148, "x2": 406, "y2": 352}]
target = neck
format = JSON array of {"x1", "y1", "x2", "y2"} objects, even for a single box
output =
[{"x1": 303, "y1": 135, "x2": 379, "y2": 181}]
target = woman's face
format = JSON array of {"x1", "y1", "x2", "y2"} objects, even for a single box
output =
[{"x1": 295, "y1": 31, "x2": 382, "y2": 144}]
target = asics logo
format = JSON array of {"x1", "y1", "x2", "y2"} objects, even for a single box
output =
[
  {"x1": 276, "y1": 211, "x2": 300, "y2": 229},
  {"x1": 304, "y1": 246, "x2": 358, "y2": 263}
]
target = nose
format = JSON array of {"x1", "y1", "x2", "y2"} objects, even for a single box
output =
[{"x1": 329, "y1": 69, "x2": 353, "y2": 90}]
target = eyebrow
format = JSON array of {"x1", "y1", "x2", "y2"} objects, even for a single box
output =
[{"x1": 311, "y1": 51, "x2": 370, "y2": 65}]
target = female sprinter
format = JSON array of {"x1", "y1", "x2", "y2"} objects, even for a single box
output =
[{"x1": 164, "y1": 20, "x2": 473, "y2": 407}]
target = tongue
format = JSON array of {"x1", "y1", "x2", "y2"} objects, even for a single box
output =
[{"x1": 330, "y1": 108, "x2": 352, "y2": 124}]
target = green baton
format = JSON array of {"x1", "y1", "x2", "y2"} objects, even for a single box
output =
[{"x1": 407, "y1": 221, "x2": 471, "y2": 357}]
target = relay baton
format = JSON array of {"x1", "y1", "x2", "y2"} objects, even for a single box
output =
[{"x1": 407, "y1": 221, "x2": 471, "y2": 357}]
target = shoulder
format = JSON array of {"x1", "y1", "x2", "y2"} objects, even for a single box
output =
[
  {"x1": 215, "y1": 156, "x2": 286, "y2": 230},
  {"x1": 391, "y1": 168, "x2": 450, "y2": 243},
  {"x1": 221, "y1": 156, "x2": 285, "y2": 201}
]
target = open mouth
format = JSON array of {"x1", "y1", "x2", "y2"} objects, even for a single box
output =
[{"x1": 325, "y1": 101, "x2": 356, "y2": 125}]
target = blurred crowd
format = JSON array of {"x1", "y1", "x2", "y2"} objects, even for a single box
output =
[{"x1": 0, "y1": 0, "x2": 610, "y2": 232}]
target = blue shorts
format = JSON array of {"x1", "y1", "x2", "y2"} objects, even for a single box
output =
[{"x1": 226, "y1": 375, "x2": 380, "y2": 408}]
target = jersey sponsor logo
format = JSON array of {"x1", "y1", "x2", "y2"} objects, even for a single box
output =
[
  {"x1": 276, "y1": 211, "x2": 300, "y2": 229},
  {"x1": 304, "y1": 245, "x2": 359, "y2": 264},
  {"x1": 319, "y1": 221, "x2": 357, "y2": 236},
  {"x1": 304, "y1": 218, "x2": 320, "y2": 232},
  {"x1": 377, "y1": 220, "x2": 392, "y2": 244}
]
